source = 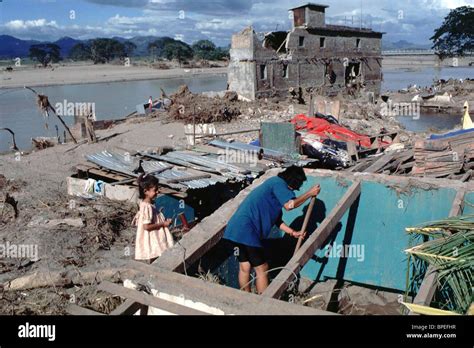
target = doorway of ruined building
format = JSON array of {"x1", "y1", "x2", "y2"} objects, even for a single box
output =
[
  {"x1": 345, "y1": 62, "x2": 361, "y2": 86},
  {"x1": 325, "y1": 62, "x2": 337, "y2": 85}
]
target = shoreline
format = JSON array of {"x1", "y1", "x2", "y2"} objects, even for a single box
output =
[{"x1": 0, "y1": 64, "x2": 228, "y2": 90}]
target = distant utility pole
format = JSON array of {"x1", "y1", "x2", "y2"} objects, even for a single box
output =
[{"x1": 360, "y1": 0, "x2": 363, "y2": 30}]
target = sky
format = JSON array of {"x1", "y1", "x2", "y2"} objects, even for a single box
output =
[{"x1": 0, "y1": 0, "x2": 471, "y2": 45}]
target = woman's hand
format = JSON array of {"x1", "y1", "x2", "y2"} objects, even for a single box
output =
[{"x1": 163, "y1": 219, "x2": 173, "y2": 227}]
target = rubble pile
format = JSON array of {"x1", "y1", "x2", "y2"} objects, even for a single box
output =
[{"x1": 168, "y1": 85, "x2": 242, "y2": 123}]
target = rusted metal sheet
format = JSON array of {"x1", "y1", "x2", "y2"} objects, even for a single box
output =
[{"x1": 85, "y1": 151, "x2": 227, "y2": 190}]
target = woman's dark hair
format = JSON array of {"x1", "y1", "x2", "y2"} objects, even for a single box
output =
[
  {"x1": 278, "y1": 165, "x2": 307, "y2": 191},
  {"x1": 137, "y1": 174, "x2": 159, "y2": 199}
]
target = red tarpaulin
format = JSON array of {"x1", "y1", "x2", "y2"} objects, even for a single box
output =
[{"x1": 291, "y1": 114, "x2": 373, "y2": 148}]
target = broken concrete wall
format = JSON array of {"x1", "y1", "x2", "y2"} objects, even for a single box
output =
[
  {"x1": 287, "y1": 28, "x2": 381, "y2": 58},
  {"x1": 228, "y1": 23, "x2": 383, "y2": 100},
  {"x1": 228, "y1": 28, "x2": 258, "y2": 100},
  {"x1": 305, "y1": 7, "x2": 325, "y2": 28}
]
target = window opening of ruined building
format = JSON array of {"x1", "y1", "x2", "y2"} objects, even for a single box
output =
[
  {"x1": 282, "y1": 64, "x2": 289, "y2": 78},
  {"x1": 320, "y1": 37, "x2": 326, "y2": 48},
  {"x1": 299, "y1": 36, "x2": 305, "y2": 47},
  {"x1": 260, "y1": 64, "x2": 267, "y2": 80}
]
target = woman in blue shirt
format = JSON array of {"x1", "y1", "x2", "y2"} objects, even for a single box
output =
[{"x1": 223, "y1": 166, "x2": 321, "y2": 294}]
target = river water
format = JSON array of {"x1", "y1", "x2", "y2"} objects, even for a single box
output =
[{"x1": 0, "y1": 67, "x2": 473, "y2": 152}]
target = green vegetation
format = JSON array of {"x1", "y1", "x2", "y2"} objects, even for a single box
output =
[
  {"x1": 405, "y1": 215, "x2": 474, "y2": 314},
  {"x1": 66, "y1": 37, "x2": 228, "y2": 64},
  {"x1": 192, "y1": 40, "x2": 229, "y2": 61},
  {"x1": 431, "y1": 6, "x2": 474, "y2": 59},
  {"x1": 69, "y1": 38, "x2": 136, "y2": 64},
  {"x1": 28, "y1": 43, "x2": 61, "y2": 67}
]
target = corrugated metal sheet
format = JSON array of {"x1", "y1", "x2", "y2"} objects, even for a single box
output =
[
  {"x1": 168, "y1": 151, "x2": 249, "y2": 174},
  {"x1": 85, "y1": 151, "x2": 227, "y2": 190},
  {"x1": 144, "y1": 151, "x2": 262, "y2": 181},
  {"x1": 209, "y1": 140, "x2": 316, "y2": 167}
]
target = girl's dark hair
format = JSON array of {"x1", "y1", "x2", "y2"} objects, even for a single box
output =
[
  {"x1": 137, "y1": 174, "x2": 159, "y2": 199},
  {"x1": 278, "y1": 165, "x2": 307, "y2": 191}
]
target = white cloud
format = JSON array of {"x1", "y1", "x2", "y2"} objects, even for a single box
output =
[
  {"x1": 429, "y1": 0, "x2": 472, "y2": 9},
  {"x1": 5, "y1": 19, "x2": 58, "y2": 30}
]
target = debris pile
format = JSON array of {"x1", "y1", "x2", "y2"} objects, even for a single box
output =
[
  {"x1": 32, "y1": 137, "x2": 56, "y2": 150},
  {"x1": 412, "y1": 131, "x2": 474, "y2": 178},
  {"x1": 168, "y1": 85, "x2": 241, "y2": 123}
]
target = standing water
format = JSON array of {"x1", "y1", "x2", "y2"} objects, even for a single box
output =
[{"x1": 0, "y1": 75, "x2": 227, "y2": 152}]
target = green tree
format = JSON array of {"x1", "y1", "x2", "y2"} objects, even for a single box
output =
[
  {"x1": 192, "y1": 40, "x2": 229, "y2": 61},
  {"x1": 90, "y1": 38, "x2": 126, "y2": 64},
  {"x1": 431, "y1": 6, "x2": 474, "y2": 59},
  {"x1": 123, "y1": 41, "x2": 137, "y2": 57},
  {"x1": 192, "y1": 39, "x2": 216, "y2": 60},
  {"x1": 147, "y1": 37, "x2": 176, "y2": 58},
  {"x1": 213, "y1": 46, "x2": 230, "y2": 61},
  {"x1": 29, "y1": 44, "x2": 61, "y2": 67},
  {"x1": 162, "y1": 42, "x2": 193, "y2": 66},
  {"x1": 69, "y1": 43, "x2": 92, "y2": 61}
]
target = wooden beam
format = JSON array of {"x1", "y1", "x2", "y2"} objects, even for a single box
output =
[
  {"x1": 449, "y1": 188, "x2": 466, "y2": 217},
  {"x1": 66, "y1": 304, "x2": 105, "y2": 316},
  {"x1": 411, "y1": 188, "x2": 466, "y2": 311},
  {"x1": 364, "y1": 153, "x2": 396, "y2": 173},
  {"x1": 98, "y1": 280, "x2": 208, "y2": 315},
  {"x1": 110, "y1": 299, "x2": 143, "y2": 316},
  {"x1": 127, "y1": 260, "x2": 335, "y2": 315},
  {"x1": 262, "y1": 181, "x2": 362, "y2": 299}
]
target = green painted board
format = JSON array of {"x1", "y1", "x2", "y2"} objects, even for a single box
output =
[
  {"x1": 260, "y1": 122, "x2": 298, "y2": 155},
  {"x1": 284, "y1": 180, "x2": 457, "y2": 292}
]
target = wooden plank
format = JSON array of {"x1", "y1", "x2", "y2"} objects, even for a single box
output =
[
  {"x1": 66, "y1": 304, "x2": 105, "y2": 316},
  {"x1": 127, "y1": 261, "x2": 335, "y2": 315},
  {"x1": 110, "y1": 299, "x2": 143, "y2": 316},
  {"x1": 364, "y1": 153, "x2": 396, "y2": 173},
  {"x1": 411, "y1": 188, "x2": 466, "y2": 311},
  {"x1": 75, "y1": 164, "x2": 130, "y2": 182},
  {"x1": 262, "y1": 181, "x2": 362, "y2": 299},
  {"x1": 449, "y1": 187, "x2": 466, "y2": 219},
  {"x1": 460, "y1": 170, "x2": 473, "y2": 182},
  {"x1": 98, "y1": 280, "x2": 208, "y2": 315}
]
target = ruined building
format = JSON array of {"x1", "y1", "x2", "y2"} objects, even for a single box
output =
[{"x1": 228, "y1": 3, "x2": 384, "y2": 100}]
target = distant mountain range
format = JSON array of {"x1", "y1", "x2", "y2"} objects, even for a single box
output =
[
  {"x1": 0, "y1": 35, "x2": 181, "y2": 59},
  {"x1": 0, "y1": 35, "x2": 433, "y2": 59},
  {"x1": 0, "y1": 35, "x2": 81, "y2": 58},
  {"x1": 382, "y1": 40, "x2": 433, "y2": 51}
]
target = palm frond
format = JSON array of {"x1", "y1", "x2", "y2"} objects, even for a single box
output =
[{"x1": 405, "y1": 219, "x2": 473, "y2": 314}]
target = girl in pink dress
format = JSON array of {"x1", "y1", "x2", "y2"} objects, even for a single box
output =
[{"x1": 133, "y1": 174, "x2": 174, "y2": 262}]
